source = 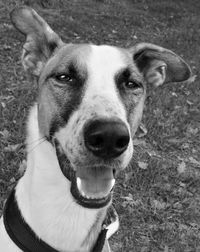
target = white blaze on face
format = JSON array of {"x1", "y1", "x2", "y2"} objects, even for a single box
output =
[{"x1": 83, "y1": 45, "x2": 127, "y2": 120}]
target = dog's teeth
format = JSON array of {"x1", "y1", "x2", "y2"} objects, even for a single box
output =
[
  {"x1": 76, "y1": 177, "x2": 113, "y2": 200},
  {"x1": 111, "y1": 178, "x2": 115, "y2": 189},
  {"x1": 80, "y1": 190, "x2": 86, "y2": 197},
  {"x1": 77, "y1": 177, "x2": 82, "y2": 190},
  {"x1": 77, "y1": 177, "x2": 86, "y2": 197},
  {"x1": 76, "y1": 177, "x2": 87, "y2": 197}
]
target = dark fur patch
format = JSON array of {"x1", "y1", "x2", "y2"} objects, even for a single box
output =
[
  {"x1": 48, "y1": 91, "x2": 84, "y2": 139},
  {"x1": 37, "y1": 44, "x2": 91, "y2": 140},
  {"x1": 48, "y1": 80, "x2": 86, "y2": 139},
  {"x1": 114, "y1": 66, "x2": 145, "y2": 124}
]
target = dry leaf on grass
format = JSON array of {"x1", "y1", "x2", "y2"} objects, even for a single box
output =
[
  {"x1": 124, "y1": 171, "x2": 133, "y2": 184},
  {"x1": 1, "y1": 102, "x2": 6, "y2": 108},
  {"x1": 177, "y1": 161, "x2": 186, "y2": 174},
  {"x1": 152, "y1": 199, "x2": 167, "y2": 210},
  {"x1": 132, "y1": 138, "x2": 147, "y2": 146},
  {"x1": 121, "y1": 193, "x2": 133, "y2": 202},
  {"x1": 18, "y1": 160, "x2": 27, "y2": 176},
  {"x1": 0, "y1": 129, "x2": 10, "y2": 139},
  {"x1": 4, "y1": 143, "x2": 21, "y2": 152},
  {"x1": 138, "y1": 161, "x2": 148, "y2": 170},
  {"x1": 137, "y1": 123, "x2": 147, "y2": 138},
  {"x1": 188, "y1": 157, "x2": 200, "y2": 167}
]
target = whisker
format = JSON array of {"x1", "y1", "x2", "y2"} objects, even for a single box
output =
[
  {"x1": 26, "y1": 136, "x2": 47, "y2": 146},
  {"x1": 28, "y1": 138, "x2": 47, "y2": 153}
]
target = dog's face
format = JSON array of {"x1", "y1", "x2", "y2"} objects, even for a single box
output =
[
  {"x1": 11, "y1": 7, "x2": 192, "y2": 208},
  {"x1": 38, "y1": 44, "x2": 144, "y2": 207}
]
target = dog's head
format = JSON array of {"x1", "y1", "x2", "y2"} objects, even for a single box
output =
[{"x1": 11, "y1": 7, "x2": 192, "y2": 208}]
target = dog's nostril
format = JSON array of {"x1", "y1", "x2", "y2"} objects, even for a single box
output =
[
  {"x1": 116, "y1": 136, "x2": 129, "y2": 149},
  {"x1": 88, "y1": 134, "x2": 104, "y2": 149},
  {"x1": 84, "y1": 118, "x2": 130, "y2": 159}
]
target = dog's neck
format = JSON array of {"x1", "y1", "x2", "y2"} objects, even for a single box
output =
[{"x1": 15, "y1": 105, "x2": 107, "y2": 252}]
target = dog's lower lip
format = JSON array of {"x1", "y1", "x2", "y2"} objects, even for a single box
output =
[{"x1": 76, "y1": 177, "x2": 115, "y2": 199}]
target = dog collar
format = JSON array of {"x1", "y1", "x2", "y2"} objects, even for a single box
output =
[{"x1": 3, "y1": 188, "x2": 118, "y2": 252}]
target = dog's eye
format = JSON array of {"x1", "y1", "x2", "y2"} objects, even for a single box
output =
[
  {"x1": 54, "y1": 74, "x2": 74, "y2": 83},
  {"x1": 124, "y1": 80, "x2": 142, "y2": 90}
]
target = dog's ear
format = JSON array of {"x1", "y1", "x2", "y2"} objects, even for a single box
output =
[
  {"x1": 131, "y1": 43, "x2": 192, "y2": 87},
  {"x1": 10, "y1": 6, "x2": 64, "y2": 76}
]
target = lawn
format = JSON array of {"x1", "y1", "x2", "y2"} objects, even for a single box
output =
[{"x1": 0, "y1": 0, "x2": 200, "y2": 251}]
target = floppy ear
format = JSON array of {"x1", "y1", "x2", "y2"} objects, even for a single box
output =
[
  {"x1": 10, "y1": 6, "x2": 64, "y2": 76},
  {"x1": 132, "y1": 43, "x2": 192, "y2": 87}
]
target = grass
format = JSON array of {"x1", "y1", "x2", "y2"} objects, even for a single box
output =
[{"x1": 0, "y1": 0, "x2": 200, "y2": 251}]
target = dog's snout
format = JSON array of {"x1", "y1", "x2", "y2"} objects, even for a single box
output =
[{"x1": 84, "y1": 118, "x2": 130, "y2": 159}]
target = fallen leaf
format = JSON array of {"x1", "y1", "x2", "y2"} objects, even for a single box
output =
[
  {"x1": 186, "y1": 74, "x2": 197, "y2": 84},
  {"x1": 0, "y1": 179, "x2": 5, "y2": 184},
  {"x1": 181, "y1": 143, "x2": 190, "y2": 149},
  {"x1": 186, "y1": 126, "x2": 198, "y2": 135},
  {"x1": 124, "y1": 171, "x2": 133, "y2": 183},
  {"x1": 18, "y1": 160, "x2": 27, "y2": 176},
  {"x1": 179, "y1": 182, "x2": 186, "y2": 187},
  {"x1": 121, "y1": 194, "x2": 142, "y2": 207},
  {"x1": 1, "y1": 102, "x2": 6, "y2": 108},
  {"x1": 4, "y1": 143, "x2": 21, "y2": 152},
  {"x1": 138, "y1": 161, "x2": 148, "y2": 170},
  {"x1": 164, "y1": 245, "x2": 169, "y2": 252},
  {"x1": 173, "y1": 202, "x2": 182, "y2": 209},
  {"x1": 186, "y1": 100, "x2": 193, "y2": 106},
  {"x1": 137, "y1": 123, "x2": 147, "y2": 138},
  {"x1": 171, "y1": 92, "x2": 177, "y2": 97},
  {"x1": 0, "y1": 129, "x2": 10, "y2": 139},
  {"x1": 9, "y1": 177, "x2": 16, "y2": 184},
  {"x1": 177, "y1": 161, "x2": 186, "y2": 174},
  {"x1": 141, "y1": 246, "x2": 148, "y2": 252},
  {"x1": 3, "y1": 45, "x2": 11, "y2": 50},
  {"x1": 166, "y1": 138, "x2": 184, "y2": 144},
  {"x1": 0, "y1": 95, "x2": 14, "y2": 102},
  {"x1": 179, "y1": 224, "x2": 188, "y2": 231},
  {"x1": 132, "y1": 138, "x2": 146, "y2": 146},
  {"x1": 147, "y1": 150, "x2": 160, "y2": 157},
  {"x1": 121, "y1": 193, "x2": 133, "y2": 202},
  {"x1": 152, "y1": 199, "x2": 166, "y2": 210},
  {"x1": 2, "y1": 23, "x2": 13, "y2": 29},
  {"x1": 188, "y1": 157, "x2": 200, "y2": 167}
]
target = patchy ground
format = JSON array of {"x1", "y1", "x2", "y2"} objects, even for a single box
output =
[{"x1": 0, "y1": 0, "x2": 200, "y2": 251}]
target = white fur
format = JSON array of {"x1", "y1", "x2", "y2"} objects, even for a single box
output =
[{"x1": 0, "y1": 105, "x2": 107, "y2": 252}]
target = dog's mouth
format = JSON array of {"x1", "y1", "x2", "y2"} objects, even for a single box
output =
[
  {"x1": 70, "y1": 167, "x2": 115, "y2": 208},
  {"x1": 55, "y1": 141, "x2": 115, "y2": 208}
]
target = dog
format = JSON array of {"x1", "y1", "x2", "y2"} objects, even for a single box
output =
[{"x1": 0, "y1": 6, "x2": 192, "y2": 252}]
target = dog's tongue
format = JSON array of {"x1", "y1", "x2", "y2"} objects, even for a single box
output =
[{"x1": 76, "y1": 167, "x2": 115, "y2": 198}]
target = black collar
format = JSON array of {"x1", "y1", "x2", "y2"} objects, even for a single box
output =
[{"x1": 3, "y1": 188, "x2": 109, "y2": 252}]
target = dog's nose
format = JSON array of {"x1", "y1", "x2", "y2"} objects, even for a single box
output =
[{"x1": 84, "y1": 118, "x2": 130, "y2": 159}]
